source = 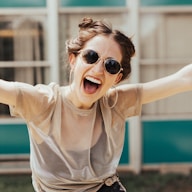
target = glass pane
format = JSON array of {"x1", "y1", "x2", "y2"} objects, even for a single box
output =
[
  {"x1": 140, "y1": 13, "x2": 192, "y2": 115},
  {"x1": 0, "y1": 16, "x2": 47, "y2": 116}
]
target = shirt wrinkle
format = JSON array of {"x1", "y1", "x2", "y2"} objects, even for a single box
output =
[{"x1": 9, "y1": 82, "x2": 143, "y2": 192}]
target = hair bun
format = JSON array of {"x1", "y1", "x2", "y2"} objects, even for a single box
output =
[{"x1": 78, "y1": 17, "x2": 93, "y2": 29}]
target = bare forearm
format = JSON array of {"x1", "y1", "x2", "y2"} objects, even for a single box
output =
[
  {"x1": 141, "y1": 63, "x2": 192, "y2": 104},
  {"x1": 176, "y1": 63, "x2": 192, "y2": 90}
]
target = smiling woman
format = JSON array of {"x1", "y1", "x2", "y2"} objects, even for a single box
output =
[
  {"x1": 0, "y1": 17, "x2": 192, "y2": 192},
  {"x1": 67, "y1": 33, "x2": 129, "y2": 109}
]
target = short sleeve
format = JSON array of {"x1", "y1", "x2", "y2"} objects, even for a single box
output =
[
  {"x1": 114, "y1": 84, "x2": 143, "y2": 119},
  {"x1": 10, "y1": 82, "x2": 58, "y2": 122}
]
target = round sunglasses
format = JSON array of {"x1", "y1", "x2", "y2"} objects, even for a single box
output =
[{"x1": 79, "y1": 49, "x2": 123, "y2": 75}]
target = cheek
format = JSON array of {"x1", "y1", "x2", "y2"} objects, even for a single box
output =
[
  {"x1": 73, "y1": 62, "x2": 90, "y2": 82},
  {"x1": 73, "y1": 62, "x2": 83, "y2": 74},
  {"x1": 74, "y1": 60, "x2": 93, "y2": 75},
  {"x1": 105, "y1": 76, "x2": 118, "y2": 88}
]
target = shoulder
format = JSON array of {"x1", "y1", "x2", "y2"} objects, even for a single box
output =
[
  {"x1": 114, "y1": 84, "x2": 143, "y2": 118},
  {"x1": 13, "y1": 82, "x2": 65, "y2": 106},
  {"x1": 116, "y1": 83, "x2": 143, "y2": 93},
  {"x1": 111, "y1": 83, "x2": 143, "y2": 104}
]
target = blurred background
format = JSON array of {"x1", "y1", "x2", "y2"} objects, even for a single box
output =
[{"x1": 0, "y1": 0, "x2": 192, "y2": 191}]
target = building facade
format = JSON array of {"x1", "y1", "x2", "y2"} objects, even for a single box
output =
[{"x1": 0, "y1": 0, "x2": 192, "y2": 174}]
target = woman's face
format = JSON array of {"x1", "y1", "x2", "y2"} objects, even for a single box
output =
[{"x1": 69, "y1": 35, "x2": 123, "y2": 109}]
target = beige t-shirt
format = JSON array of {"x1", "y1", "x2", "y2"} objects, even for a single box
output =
[{"x1": 10, "y1": 82, "x2": 142, "y2": 192}]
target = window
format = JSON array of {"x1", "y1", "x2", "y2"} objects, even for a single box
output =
[
  {"x1": 0, "y1": 15, "x2": 47, "y2": 116},
  {"x1": 140, "y1": 13, "x2": 192, "y2": 116}
]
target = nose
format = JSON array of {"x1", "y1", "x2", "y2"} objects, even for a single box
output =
[{"x1": 91, "y1": 59, "x2": 105, "y2": 74}]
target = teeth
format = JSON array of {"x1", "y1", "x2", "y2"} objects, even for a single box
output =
[{"x1": 85, "y1": 76, "x2": 101, "y2": 84}]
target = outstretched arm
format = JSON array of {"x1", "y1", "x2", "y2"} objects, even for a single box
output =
[
  {"x1": 141, "y1": 63, "x2": 192, "y2": 104},
  {"x1": 0, "y1": 79, "x2": 16, "y2": 106}
]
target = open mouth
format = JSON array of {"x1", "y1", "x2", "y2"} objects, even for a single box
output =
[{"x1": 83, "y1": 76, "x2": 101, "y2": 94}]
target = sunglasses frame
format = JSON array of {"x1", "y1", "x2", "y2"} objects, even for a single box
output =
[{"x1": 78, "y1": 49, "x2": 123, "y2": 75}]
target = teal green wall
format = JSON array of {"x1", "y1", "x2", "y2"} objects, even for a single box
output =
[
  {"x1": 0, "y1": 0, "x2": 46, "y2": 8},
  {"x1": 141, "y1": 0, "x2": 192, "y2": 6},
  {"x1": 0, "y1": 122, "x2": 129, "y2": 164},
  {"x1": 0, "y1": 124, "x2": 29, "y2": 154},
  {"x1": 143, "y1": 120, "x2": 192, "y2": 163},
  {"x1": 1, "y1": 0, "x2": 192, "y2": 8},
  {"x1": 60, "y1": 0, "x2": 126, "y2": 7},
  {"x1": 1, "y1": 120, "x2": 192, "y2": 165},
  {"x1": 119, "y1": 122, "x2": 129, "y2": 164}
]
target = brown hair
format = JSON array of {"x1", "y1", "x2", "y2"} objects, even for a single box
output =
[{"x1": 66, "y1": 17, "x2": 135, "y2": 81}]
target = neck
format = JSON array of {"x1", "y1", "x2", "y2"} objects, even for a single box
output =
[{"x1": 65, "y1": 86, "x2": 95, "y2": 109}]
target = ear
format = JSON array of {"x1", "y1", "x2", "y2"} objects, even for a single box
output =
[
  {"x1": 69, "y1": 53, "x2": 76, "y2": 70},
  {"x1": 114, "y1": 73, "x2": 123, "y2": 85}
]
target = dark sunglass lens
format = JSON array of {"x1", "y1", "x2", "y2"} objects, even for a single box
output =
[
  {"x1": 83, "y1": 50, "x2": 99, "y2": 64},
  {"x1": 105, "y1": 59, "x2": 121, "y2": 74}
]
